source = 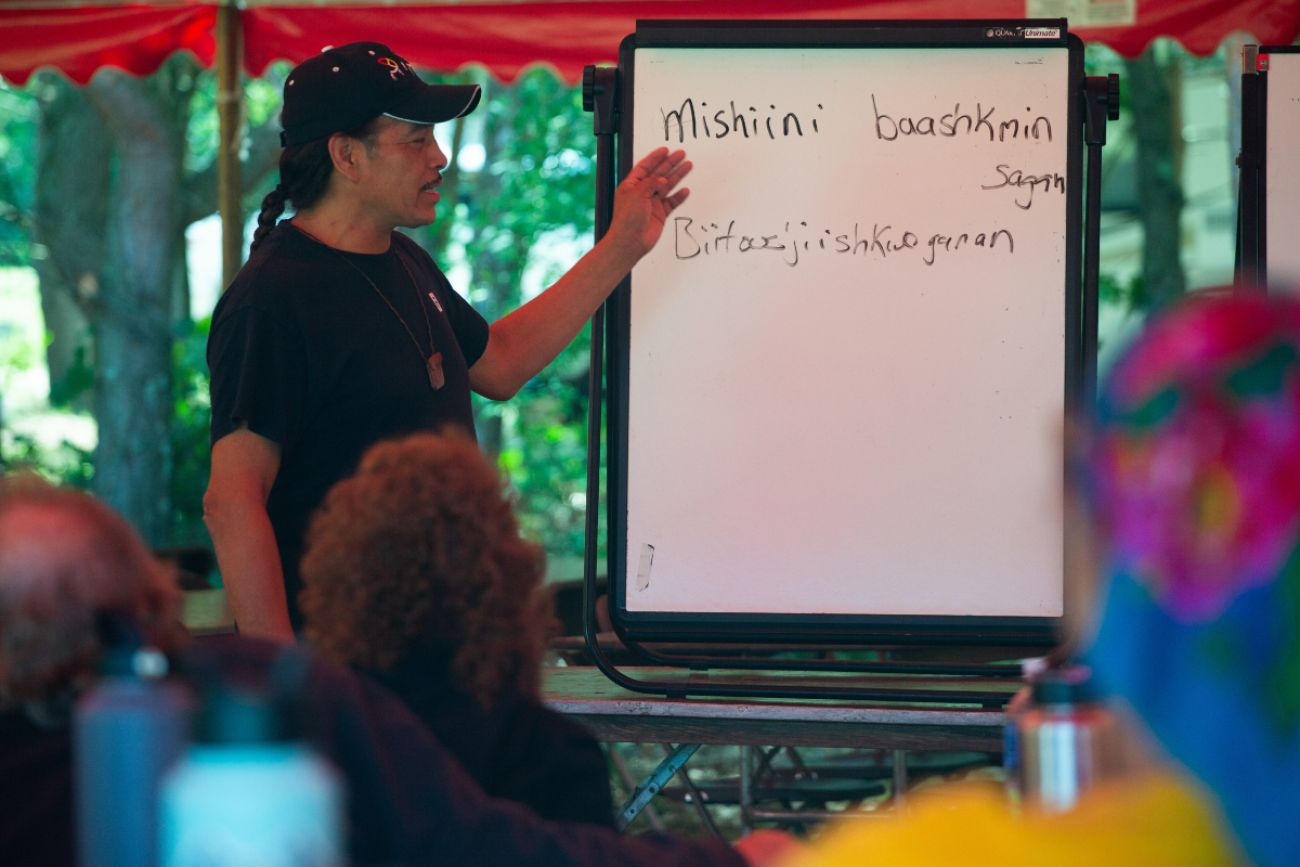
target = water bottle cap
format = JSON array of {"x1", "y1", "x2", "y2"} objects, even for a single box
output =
[
  {"x1": 95, "y1": 611, "x2": 170, "y2": 678},
  {"x1": 185, "y1": 647, "x2": 314, "y2": 745},
  {"x1": 1020, "y1": 656, "x2": 1049, "y2": 679},
  {"x1": 193, "y1": 681, "x2": 306, "y2": 745}
]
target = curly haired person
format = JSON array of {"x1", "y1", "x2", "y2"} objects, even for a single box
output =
[{"x1": 299, "y1": 431, "x2": 616, "y2": 826}]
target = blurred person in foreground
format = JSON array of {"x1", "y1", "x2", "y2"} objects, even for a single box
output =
[
  {"x1": 782, "y1": 291, "x2": 1300, "y2": 867},
  {"x1": 0, "y1": 472, "x2": 798, "y2": 866},
  {"x1": 0, "y1": 473, "x2": 186, "y2": 865},
  {"x1": 299, "y1": 431, "x2": 615, "y2": 826}
]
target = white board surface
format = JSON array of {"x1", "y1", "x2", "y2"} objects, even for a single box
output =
[
  {"x1": 1266, "y1": 52, "x2": 1300, "y2": 289},
  {"x1": 622, "y1": 45, "x2": 1071, "y2": 619}
]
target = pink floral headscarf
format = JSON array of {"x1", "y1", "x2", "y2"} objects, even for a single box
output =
[{"x1": 1084, "y1": 292, "x2": 1300, "y2": 867}]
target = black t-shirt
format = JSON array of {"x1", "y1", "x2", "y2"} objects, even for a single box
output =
[{"x1": 207, "y1": 224, "x2": 490, "y2": 628}]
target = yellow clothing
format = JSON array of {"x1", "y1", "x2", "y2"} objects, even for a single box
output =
[{"x1": 783, "y1": 773, "x2": 1243, "y2": 867}]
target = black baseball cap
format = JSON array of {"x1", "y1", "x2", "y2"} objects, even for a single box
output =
[{"x1": 280, "y1": 42, "x2": 481, "y2": 147}]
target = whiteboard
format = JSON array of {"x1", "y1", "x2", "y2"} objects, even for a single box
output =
[
  {"x1": 1266, "y1": 50, "x2": 1300, "y2": 289},
  {"x1": 610, "y1": 27, "x2": 1082, "y2": 636}
]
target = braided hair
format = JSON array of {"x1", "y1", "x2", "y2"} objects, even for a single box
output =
[{"x1": 250, "y1": 118, "x2": 381, "y2": 252}]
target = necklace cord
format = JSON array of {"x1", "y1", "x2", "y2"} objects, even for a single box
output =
[{"x1": 287, "y1": 222, "x2": 445, "y2": 390}]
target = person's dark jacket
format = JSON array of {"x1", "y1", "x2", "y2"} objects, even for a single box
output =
[
  {"x1": 371, "y1": 655, "x2": 615, "y2": 827},
  {"x1": 0, "y1": 706, "x2": 74, "y2": 865}
]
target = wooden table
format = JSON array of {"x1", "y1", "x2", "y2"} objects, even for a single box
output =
[
  {"x1": 542, "y1": 665, "x2": 1016, "y2": 831},
  {"x1": 543, "y1": 665, "x2": 1011, "y2": 751},
  {"x1": 181, "y1": 588, "x2": 235, "y2": 636}
]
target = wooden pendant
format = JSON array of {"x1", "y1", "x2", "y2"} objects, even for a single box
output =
[{"x1": 427, "y1": 352, "x2": 445, "y2": 390}]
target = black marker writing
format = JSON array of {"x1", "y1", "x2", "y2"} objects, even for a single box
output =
[
  {"x1": 923, "y1": 229, "x2": 1015, "y2": 265},
  {"x1": 661, "y1": 98, "x2": 824, "y2": 143},
  {"x1": 981, "y1": 164, "x2": 1066, "y2": 209},
  {"x1": 872, "y1": 95, "x2": 1052, "y2": 144},
  {"x1": 674, "y1": 217, "x2": 1014, "y2": 268}
]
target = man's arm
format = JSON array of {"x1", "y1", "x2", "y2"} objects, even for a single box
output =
[
  {"x1": 469, "y1": 147, "x2": 691, "y2": 400},
  {"x1": 202, "y1": 427, "x2": 294, "y2": 641}
]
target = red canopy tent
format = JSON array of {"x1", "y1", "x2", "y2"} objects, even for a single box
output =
[
  {"x1": 0, "y1": 2, "x2": 216, "y2": 85},
  {"x1": 238, "y1": 0, "x2": 1300, "y2": 82},
  {"x1": 2, "y1": 0, "x2": 1298, "y2": 86}
]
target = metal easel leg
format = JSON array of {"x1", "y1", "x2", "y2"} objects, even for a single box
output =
[
  {"x1": 892, "y1": 749, "x2": 909, "y2": 807},
  {"x1": 662, "y1": 744, "x2": 725, "y2": 838},
  {"x1": 616, "y1": 743, "x2": 701, "y2": 832},
  {"x1": 739, "y1": 745, "x2": 754, "y2": 835},
  {"x1": 607, "y1": 745, "x2": 666, "y2": 832}
]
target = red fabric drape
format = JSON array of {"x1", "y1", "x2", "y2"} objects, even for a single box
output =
[
  {"x1": 0, "y1": 2, "x2": 216, "y2": 85},
  {"x1": 243, "y1": 0, "x2": 1032, "y2": 83},
  {"x1": 1, "y1": 0, "x2": 1297, "y2": 85},
  {"x1": 1079, "y1": 0, "x2": 1300, "y2": 57},
  {"x1": 242, "y1": 0, "x2": 1300, "y2": 83}
]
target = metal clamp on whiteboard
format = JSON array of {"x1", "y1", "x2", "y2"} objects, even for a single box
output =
[{"x1": 635, "y1": 544, "x2": 654, "y2": 592}]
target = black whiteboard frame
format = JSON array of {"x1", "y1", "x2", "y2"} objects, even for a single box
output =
[
  {"x1": 1237, "y1": 44, "x2": 1300, "y2": 289},
  {"x1": 599, "y1": 20, "x2": 1088, "y2": 648}
]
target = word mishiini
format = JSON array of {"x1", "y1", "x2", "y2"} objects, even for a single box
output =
[
  {"x1": 661, "y1": 98, "x2": 824, "y2": 143},
  {"x1": 672, "y1": 217, "x2": 1015, "y2": 267}
]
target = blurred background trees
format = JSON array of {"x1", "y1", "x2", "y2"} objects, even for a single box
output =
[
  {"x1": 0, "y1": 38, "x2": 1243, "y2": 585},
  {"x1": 0, "y1": 55, "x2": 605, "y2": 582}
]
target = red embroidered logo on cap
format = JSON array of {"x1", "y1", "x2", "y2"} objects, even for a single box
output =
[{"x1": 378, "y1": 56, "x2": 414, "y2": 80}]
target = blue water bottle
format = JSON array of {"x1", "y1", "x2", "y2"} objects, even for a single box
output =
[
  {"x1": 159, "y1": 648, "x2": 345, "y2": 866},
  {"x1": 74, "y1": 621, "x2": 193, "y2": 867}
]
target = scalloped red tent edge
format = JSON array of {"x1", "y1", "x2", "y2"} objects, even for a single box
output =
[{"x1": 1, "y1": 0, "x2": 1297, "y2": 86}]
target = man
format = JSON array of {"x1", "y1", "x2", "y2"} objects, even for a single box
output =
[
  {"x1": 204, "y1": 42, "x2": 691, "y2": 639},
  {"x1": 0, "y1": 473, "x2": 797, "y2": 866}
]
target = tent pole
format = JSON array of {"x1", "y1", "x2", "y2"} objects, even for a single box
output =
[{"x1": 217, "y1": 2, "x2": 244, "y2": 290}]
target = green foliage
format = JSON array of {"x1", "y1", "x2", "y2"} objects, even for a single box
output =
[
  {"x1": 472, "y1": 69, "x2": 595, "y2": 242},
  {"x1": 0, "y1": 82, "x2": 37, "y2": 266},
  {"x1": 1100, "y1": 270, "x2": 1158, "y2": 314},
  {"x1": 0, "y1": 265, "x2": 92, "y2": 485},
  {"x1": 10, "y1": 61, "x2": 602, "y2": 566},
  {"x1": 498, "y1": 372, "x2": 592, "y2": 567},
  {"x1": 414, "y1": 68, "x2": 600, "y2": 566},
  {"x1": 184, "y1": 63, "x2": 220, "y2": 174},
  {"x1": 171, "y1": 315, "x2": 212, "y2": 547},
  {"x1": 0, "y1": 433, "x2": 93, "y2": 488},
  {"x1": 48, "y1": 342, "x2": 94, "y2": 408}
]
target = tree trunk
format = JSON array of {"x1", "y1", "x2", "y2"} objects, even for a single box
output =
[
  {"x1": 1125, "y1": 48, "x2": 1185, "y2": 307},
  {"x1": 32, "y1": 74, "x2": 109, "y2": 403},
  {"x1": 82, "y1": 70, "x2": 184, "y2": 544}
]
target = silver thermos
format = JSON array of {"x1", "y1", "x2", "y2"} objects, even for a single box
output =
[{"x1": 1016, "y1": 666, "x2": 1121, "y2": 812}]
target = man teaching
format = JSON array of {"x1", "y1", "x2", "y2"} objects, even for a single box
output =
[{"x1": 204, "y1": 42, "x2": 691, "y2": 640}]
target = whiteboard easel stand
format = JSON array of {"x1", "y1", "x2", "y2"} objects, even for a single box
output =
[
  {"x1": 1081, "y1": 73, "x2": 1120, "y2": 406},
  {"x1": 1237, "y1": 44, "x2": 1267, "y2": 287},
  {"x1": 580, "y1": 62, "x2": 1018, "y2": 704},
  {"x1": 580, "y1": 25, "x2": 1113, "y2": 703}
]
